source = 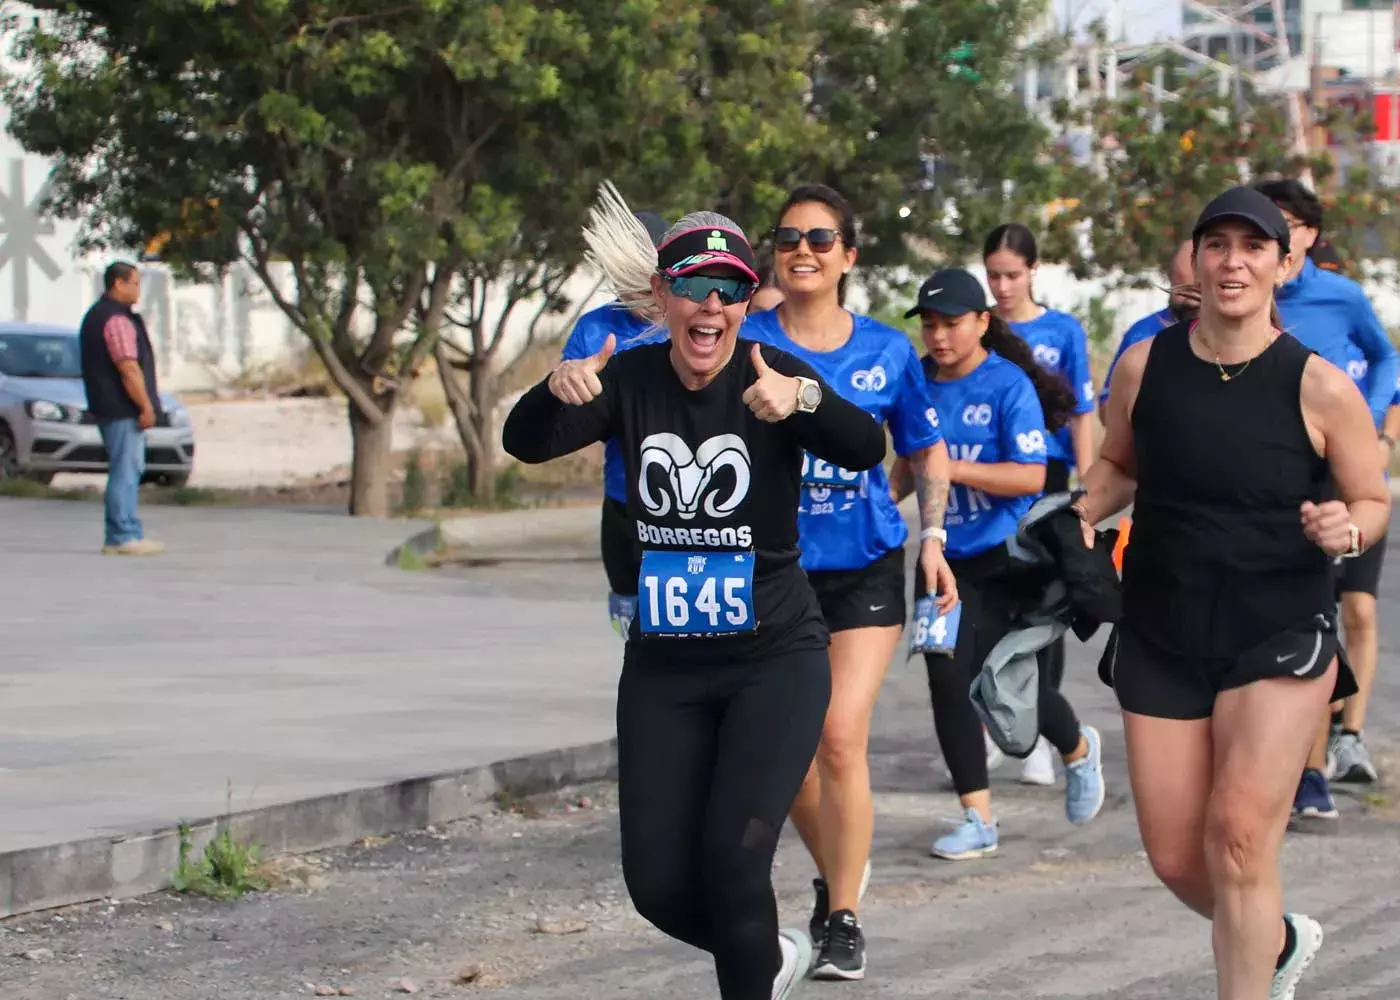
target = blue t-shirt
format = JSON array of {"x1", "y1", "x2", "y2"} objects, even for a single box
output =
[
  {"x1": 1276, "y1": 258, "x2": 1398, "y2": 428},
  {"x1": 1008, "y1": 309, "x2": 1094, "y2": 465},
  {"x1": 1099, "y1": 307, "x2": 1174, "y2": 408},
  {"x1": 920, "y1": 352, "x2": 1048, "y2": 560},
  {"x1": 560, "y1": 302, "x2": 668, "y2": 502},
  {"x1": 743, "y1": 309, "x2": 942, "y2": 571}
]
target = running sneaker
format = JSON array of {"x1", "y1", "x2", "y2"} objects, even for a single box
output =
[
  {"x1": 1064, "y1": 726, "x2": 1106, "y2": 824},
  {"x1": 807, "y1": 860, "x2": 871, "y2": 955},
  {"x1": 931, "y1": 807, "x2": 998, "y2": 860},
  {"x1": 812, "y1": 909, "x2": 866, "y2": 981},
  {"x1": 1019, "y1": 736, "x2": 1057, "y2": 786},
  {"x1": 1330, "y1": 732, "x2": 1379, "y2": 784},
  {"x1": 1270, "y1": 913, "x2": 1323, "y2": 1000},
  {"x1": 1292, "y1": 768, "x2": 1339, "y2": 821},
  {"x1": 773, "y1": 927, "x2": 812, "y2": 1000}
]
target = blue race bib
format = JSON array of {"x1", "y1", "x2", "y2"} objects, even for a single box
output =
[
  {"x1": 608, "y1": 592, "x2": 637, "y2": 639},
  {"x1": 911, "y1": 597, "x2": 962, "y2": 656},
  {"x1": 639, "y1": 550, "x2": 756, "y2": 636},
  {"x1": 799, "y1": 451, "x2": 867, "y2": 494}
]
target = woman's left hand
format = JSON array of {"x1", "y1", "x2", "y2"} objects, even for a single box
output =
[
  {"x1": 743, "y1": 344, "x2": 800, "y2": 422},
  {"x1": 921, "y1": 539, "x2": 959, "y2": 614},
  {"x1": 1301, "y1": 500, "x2": 1354, "y2": 556}
]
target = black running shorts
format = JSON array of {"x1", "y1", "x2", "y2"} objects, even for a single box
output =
[
  {"x1": 806, "y1": 547, "x2": 907, "y2": 634},
  {"x1": 1336, "y1": 534, "x2": 1387, "y2": 598},
  {"x1": 600, "y1": 497, "x2": 640, "y2": 597},
  {"x1": 1100, "y1": 615, "x2": 1358, "y2": 721}
]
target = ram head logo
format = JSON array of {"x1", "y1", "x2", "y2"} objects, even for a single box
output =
[{"x1": 638, "y1": 432, "x2": 751, "y2": 520}]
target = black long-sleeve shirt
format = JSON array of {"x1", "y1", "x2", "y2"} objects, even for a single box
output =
[{"x1": 503, "y1": 339, "x2": 886, "y2": 666}]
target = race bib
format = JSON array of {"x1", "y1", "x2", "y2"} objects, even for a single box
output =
[
  {"x1": 910, "y1": 596, "x2": 962, "y2": 657},
  {"x1": 608, "y1": 592, "x2": 637, "y2": 638},
  {"x1": 799, "y1": 452, "x2": 867, "y2": 493},
  {"x1": 639, "y1": 550, "x2": 755, "y2": 636}
]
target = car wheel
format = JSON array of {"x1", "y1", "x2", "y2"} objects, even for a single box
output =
[{"x1": 0, "y1": 423, "x2": 17, "y2": 482}]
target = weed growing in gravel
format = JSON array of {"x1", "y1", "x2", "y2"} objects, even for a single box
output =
[{"x1": 172, "y1": 823, "x2": 269, "y2": 900}]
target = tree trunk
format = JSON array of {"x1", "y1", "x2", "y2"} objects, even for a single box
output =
[
  {"x1": 347, "y1": 397, "x2": 395, "y2": 517},
  {"x1": 465, "y1": 366, "x2": 496, "y2": 502}
]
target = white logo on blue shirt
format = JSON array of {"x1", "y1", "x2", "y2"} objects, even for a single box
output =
[
  {"x1": 1016, "y1": 430, "x2": 1047, "y2": 456},
  {"x1": 1033, "y1": 344, "x2": 1062, "y2": 367},
  {"x1": 851, "y1": 366, "x2": 887, "y2": 392},
  {"x1": 962, "y1": 403, "x2": 993, "y2": 426},
  {"x1": 926, "y1": 406, "x2": 940, "y2": 429},
  {"x1": 1348, "y1": 359, "x2": 1368, "y2": 381}
]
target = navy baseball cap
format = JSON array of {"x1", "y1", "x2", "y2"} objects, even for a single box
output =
[
  {"x1": 1192, "y1": 187, "x2": 1292, "y2": 254},
  {"x1": 1309, "y1": 237, "x2": 1343, "y2": 272},
  {"x1": 634, "y1": 211, "x2": 669, "y2": 249},
  {"x1": 905, "y1": 268, "x2": 991, "y2": 318}
]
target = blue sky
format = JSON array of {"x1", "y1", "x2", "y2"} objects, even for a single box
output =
[{"x1": 1055, "y1": 0, "x2": 1184, "y2": 44}]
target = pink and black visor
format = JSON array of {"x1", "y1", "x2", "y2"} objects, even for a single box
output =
[{"x1": 656, "y1": 226, "x2": 760, "y2": 283}]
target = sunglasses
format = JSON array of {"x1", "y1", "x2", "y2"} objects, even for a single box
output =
[
  {"x1": 666, "y1": 274, "x2": 757, "y2": 306},
  {"x1": 772, "y1": 226, "x2": 842, "y2": 254}
]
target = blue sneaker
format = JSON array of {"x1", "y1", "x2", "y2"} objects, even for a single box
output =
[
  {"x1": 1064, "y1": 725, "x2": 1106, "y2": 825},
  {"x1": 1292, "y1": 768, "x2": 1339, "y2": 821},
  {"x1": 930, "y1": 808, "x2": 998, "y2": 860}
]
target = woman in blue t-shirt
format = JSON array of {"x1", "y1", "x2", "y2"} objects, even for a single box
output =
[
  {"x1": 892, "y1": 268, "x2": 1106, "y2": 861},
  {"x1": 983, "y1": 223, "x2": 1098, "y2": 785},
  {"x1": 744, "y1": 183, "x2": 955, "y2": 981}
]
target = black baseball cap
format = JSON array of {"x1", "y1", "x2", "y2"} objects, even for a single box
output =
[
  {"x1": 634, "y1": 211, "x2": 669, "y2": 249},
  {"x1": 657, "y1": 224, "x2": 760, "y2": 283},
  {"x1": 1309, "y1": 237, "x2": 1343, "y2": 272},
  {"x1": 904, "y1": 268, "x2": 991, "y2": 318},
  {"x1": 1192, "y1": 186, "x2": 1292, "y2": 254}
]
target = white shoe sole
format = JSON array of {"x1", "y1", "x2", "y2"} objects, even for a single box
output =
[
  {"x1": 930, "y1": 842, "x2": 998, "y2": 861},
  {"x1": 811, "y1": 960, "x2": 866, "y2": 981},
  {"x1": 774, "y1": 928, "x2": 812, "y2": 1000}
]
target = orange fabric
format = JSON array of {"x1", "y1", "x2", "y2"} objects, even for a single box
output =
[{"x1": 1112, "y1": 517, "x2": 1131, "y2": 573}]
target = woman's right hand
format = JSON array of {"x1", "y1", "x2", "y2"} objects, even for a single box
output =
[{"x1": 548, "y1": 334, "x2": 615, "y2": 406}]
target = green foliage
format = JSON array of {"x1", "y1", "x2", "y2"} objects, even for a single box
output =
[
  {"x1": 1073, "y1": 295, "x2": 1118, "y2": 348},
  {"x1": 399, "y1": 451, "x2": 427, "y2": 514},
  {"x1": 171, "y1": 822, "x2": 268, "y2": 901}
]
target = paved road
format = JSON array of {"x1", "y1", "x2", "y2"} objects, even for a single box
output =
[{"x1": 0, "y1": 498, "x2": 621, "y2": 855}]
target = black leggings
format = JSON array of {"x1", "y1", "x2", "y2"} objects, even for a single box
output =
[
  {"x1": 1038, "y1": 459, "x2": 1072, "y2": 691},
  {"x1": 918, "y1": 546, "x2": 1082, "y2": 795},
  {"x1": 617, "y1": 648, "x2": 831, "y2": 1000}
]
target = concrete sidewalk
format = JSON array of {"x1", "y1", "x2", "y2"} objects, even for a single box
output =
[{"x1": 0, "y1": 498, "x2": 619, "y2": 915}]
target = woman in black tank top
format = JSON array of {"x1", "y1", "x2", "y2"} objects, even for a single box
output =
[{"x1": 1074, "y1": 187, "x2": 1390, "y2": 1000}]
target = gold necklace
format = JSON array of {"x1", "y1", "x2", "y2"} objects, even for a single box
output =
[{"x1": 1194, "y1": 327, "x2": 1275, "y2": 382}]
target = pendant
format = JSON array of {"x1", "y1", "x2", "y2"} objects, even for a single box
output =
[{"x1": 1220, "y1": 371, "x2": 1230, "y2": 382}]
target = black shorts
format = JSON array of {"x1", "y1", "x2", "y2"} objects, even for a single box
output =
[
  {"x1": 806, "y1": 547, "x2": 906, "y2": 634},
  {"x1": 1336, "y1": 534, "x2": 1387, "y2": 598},
  {"x1": 1100, "y1": 615, "x2": 1358, "y2": 721},
  {"x1": 601, "y1": 497, "x2": 640, "y2": 597}
]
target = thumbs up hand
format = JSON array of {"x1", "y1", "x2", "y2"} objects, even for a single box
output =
[
  {"x1": 549, "y1": 334, "x2": 616, "y2": 406},
  {"x1": 742, "y1": 343, "x2": 801, "y2": 423}
]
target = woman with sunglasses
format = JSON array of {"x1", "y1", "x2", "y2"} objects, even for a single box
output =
[
  {"x1": 504, "y1": 212, "x2": 886, "y2": 1000},
  {"x1": 983, "y1": 223, "x2": 1099, "y2": 787},
  {"x1": 893, "y1": 268, "x2": 1106, "y2": 862},
  {"x1": 742, "y1": 183, "x2": 954, "y2": 982}
]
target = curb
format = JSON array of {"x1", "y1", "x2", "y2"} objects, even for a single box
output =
[
  {"x1": 0, "y1": 737, "x2": 618, "y2": 919},
  {"x1": 387, "y1": 505, "x2": 599, "y2": 567}
]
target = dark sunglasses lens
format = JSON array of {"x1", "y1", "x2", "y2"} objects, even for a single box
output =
[
  {"x1": 670, "y1": 276, "x2": 756, "y2": 305},
  {"x1": 773, "y1": 227, "x2": 802, "y2": 252},
  {"x1": 805, "y1": 228, "x2": 838, "y2": 252}
]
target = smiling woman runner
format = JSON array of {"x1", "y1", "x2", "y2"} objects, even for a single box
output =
[
  {"x1": 1080, "y1": 186, "x2": 1389, "y2": 1000},
  {"x1": 503, "y1": 212, "x2": 886, "y2": 1000},
  {"x1": 743, "y1": 183, "x2": 955, "y2": 982}
]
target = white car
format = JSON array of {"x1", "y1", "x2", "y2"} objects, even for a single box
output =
[{"x1": 0, "y1": 322, "x2": 195, "y2": 486}]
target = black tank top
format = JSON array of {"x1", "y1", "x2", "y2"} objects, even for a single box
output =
[{"x1": 1124, "y1": 322, "x2": 1332, "y2": 659}]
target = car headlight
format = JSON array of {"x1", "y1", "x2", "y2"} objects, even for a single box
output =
[
  {"x1": 167, "y1": 406, "x2": 191, "y2": 428},
  {"x1": 25, "y1": 400, "x2": 87, "y2": 423}
]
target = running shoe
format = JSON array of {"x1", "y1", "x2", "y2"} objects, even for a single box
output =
[
  {"x1": 1292, "y1": 768, "x2": 1339, "y2": 821},
  {"x1": 812, "y1": 909, "x2": 866, "y2": 981},
  {"x1": 1270, "y1": 913, "x2": 1323, "y2": 1000},
  {"x1": 1064, "y1": 726, "x2": 1106, "y2": 824},
  {"x1": 1019, "y1": 736, "x2": 1057, "y2": 786},
  {"x1": 807, "y1": 860, "x2": 871, "y2": 955},
  {"x1": 930, "y1": 807, "x2": 998, "y2": 860},
  {"x1": 1330, "y1": 732, "x2": 1379, "y2": 784},
  {"x1": 772, "y1": 927, "x2": 812, "y2": 1000}
]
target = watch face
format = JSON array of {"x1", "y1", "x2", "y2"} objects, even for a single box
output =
[{"x1": 801, "y1": 382, "x2": 821, "y2": 406}]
